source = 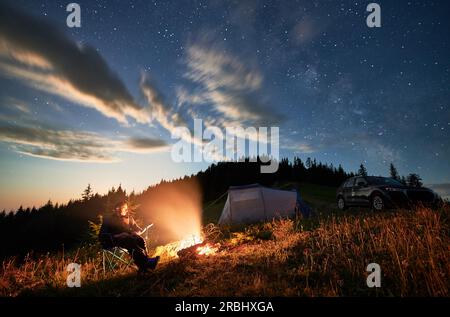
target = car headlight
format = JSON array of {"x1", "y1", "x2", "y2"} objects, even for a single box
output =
[{"x1": 385, "y1": 187, "x2": 403, "y2": 192}]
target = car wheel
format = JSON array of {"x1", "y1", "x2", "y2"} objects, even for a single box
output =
[
  {"x1": 371, "y1": 194, "x2": 384, "y2": 212},
  {"x1": 337, "y1": 196, "x2": 346, "y2": 210}
]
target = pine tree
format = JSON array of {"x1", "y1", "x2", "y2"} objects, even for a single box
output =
[
  {"x1": 406, "y1": 173, "x2": 423, "y2": 188},
  {"x1": 389, "y1": 163, "x2": 400, "y2": 180},
  {"x1": 305, "y1": 157, "x2": 312, "y2": 169},
  {"x1": 400, "y1": 175, "x2": 407, "y2": 185},
  {"x1": 358, "y1": 163, "x2": 368, "y2": 176},
  {"x1": 82, "y1": 184, "x2": 93, "y2": 201}
]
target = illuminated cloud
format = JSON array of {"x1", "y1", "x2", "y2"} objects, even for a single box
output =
[
  {"x1": 281, "y1": 141, "x2": 316, "y2": 154},
  {"x1": 125, "y1": 137, "x2": 167, "y2": 152},
  {"x1": 0, "y1": 124, "x2": 168, "y2": 162},
  {"x1": 0, "y1": 3, "x2": 149, "y2": 125},
  {"x1": 185, "y1": 44, "x2": 263, "y2": 92},
  {"x1": 182, "y1": 44, "x2": 283, "y2": 126},
  {"x1": 2, "y1": 96, "x2": 31, "y2": 114},
  {"x1": 140, "y1": 74, "x2": 186, "y2": 133}
]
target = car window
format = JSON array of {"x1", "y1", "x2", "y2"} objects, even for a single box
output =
[
  {"x1": 355, "y1": 177, "x2": 367, "y2": 186},
  {"x1": 344, "y1": 178, "x2": 354, "y2": 188},
  {"x1": 366, "y1": 177, "x2": 403, "y2": 186}
]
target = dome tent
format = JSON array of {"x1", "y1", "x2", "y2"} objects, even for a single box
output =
[{"x1": 218, "y1": 184, "x2": 312, "y2": 225}]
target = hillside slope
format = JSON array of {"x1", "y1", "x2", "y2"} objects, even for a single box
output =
[{"x1": 2, "y1": 205, "x2": 448, "y2": 297}]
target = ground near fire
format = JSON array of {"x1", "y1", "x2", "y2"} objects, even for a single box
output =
[{"x1": 1, "y1": 182, "x2": 448, "y2": 297}]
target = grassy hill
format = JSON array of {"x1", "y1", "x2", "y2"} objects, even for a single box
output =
[{"x1": 1, "y1": 198, "x2": 448, "y2": 297}]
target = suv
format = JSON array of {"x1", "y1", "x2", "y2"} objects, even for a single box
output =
[{"x1": 336, "y1": 176, "x2": 440, "y2": 211}]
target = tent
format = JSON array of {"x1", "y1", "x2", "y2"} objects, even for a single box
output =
[{"x1": 218, "y1": 184, "x2": 312, "y2": 225}]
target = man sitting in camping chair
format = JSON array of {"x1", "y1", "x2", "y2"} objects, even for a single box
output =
[{"x1": 99, "y1": 201, "x2": 159, "y2": 273}]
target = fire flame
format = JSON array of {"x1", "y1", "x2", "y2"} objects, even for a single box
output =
[
  {"x1": 153, "y1": 234, "x2": 218, "y2": 259},
  {"x1": 196, "y1": 244, "x2": 218, "y2": 256},
  {"x1": 177, "y1": 234, "x2": 203, "y2": 251},
  {"x1": 153, "y1": 234, "x2": 203, "y2": 259}
]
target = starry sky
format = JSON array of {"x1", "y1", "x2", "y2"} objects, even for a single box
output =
[{"x1": 0, "y1": 0, "x2": 449, "y2": 210}]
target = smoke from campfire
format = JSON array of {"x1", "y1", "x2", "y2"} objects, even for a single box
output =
[{"x1": 140, "y1": 179, "x2": 202, "y2": 247}]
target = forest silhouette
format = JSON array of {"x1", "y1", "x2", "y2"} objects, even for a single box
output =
[{"x1": 0, "y1": 157, "x2": 420, "y2": 259}]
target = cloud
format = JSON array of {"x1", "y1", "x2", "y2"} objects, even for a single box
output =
[
  {"x1": 2, "y1": 96, "x2": 31, "y2": 114},
  {"x1": 182, "y1": 44, "x2": 283, "y2": 126},
  {"x1": 0, "y1": 3, "x2": 148, "y2": 125},
  {"x1": 281, "y1": 141, "x2": 316, "y2": 154},
  {"x1": 175, "y1": 86, "x2": 208, "y2": 108},
  {"x1": 207, "y1": 90, "x2": 276, "y2": 123},
  {"x1": 185, "y1": 44, "x2": 263, "y2": 92},
  {"x1": 140, "y1": 73, "x2": 187, "y2": 134},
  {"x1": 126, "y1": 137, "x2": 167, "y2": 151},
  {"x1": 0, "y1": 124, "x2": 168, "y2": 162}
]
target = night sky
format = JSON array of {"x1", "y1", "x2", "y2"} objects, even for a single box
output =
[{"x1": 0, "y1": 0, "x2": 449, "y2": 210}]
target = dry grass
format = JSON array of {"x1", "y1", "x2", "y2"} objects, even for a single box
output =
[{"x1": 1, "y1": 206, "x2": 448, "y2": 297}]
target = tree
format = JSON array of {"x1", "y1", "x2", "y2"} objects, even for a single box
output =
[
  {"x1": 44, "y1": 200, "x2": 53, "y2": 208},
  {"x1": 82, "y1": 184, "x2": 93, "y2": 201},
  {"x1": 389, "y1": 163, "x2": 400, "y2": 180},
  {"x1": 406, "y1": 173, "x2": 423, "y2": 188},
  {"x1": 358, "y1": 163, "x2": 368, "y2": 176},
  {"x1": 0, "y1": 155, "x2": 356, "y2": 259},
  {"x1": 305, "y1": 157, "x2": 312, "y2": 169},
  {"x1": 400, "y1": 175, "x2": 407, "y2": 185}
]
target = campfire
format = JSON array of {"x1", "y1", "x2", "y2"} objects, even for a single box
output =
[
  {"x1": 176, "y1": 240, "x2": 219, "y2": 258},
  {"x1": 153, "y1": 234, "x2": 219, "y2": 260},
  {"x1": 196, "y1": 243, "x2": 218, "y2": 256}
]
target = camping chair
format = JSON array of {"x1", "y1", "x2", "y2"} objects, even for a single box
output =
[
  {"x1": 100, "y1": 232, "x2": 135, "y2": 275},
  {"x1": 100, "y1": 224, "x2": 153, "y2": 275},
  {"x1": 102, "y1": 247, "x2": 134, "y2": 275}
]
